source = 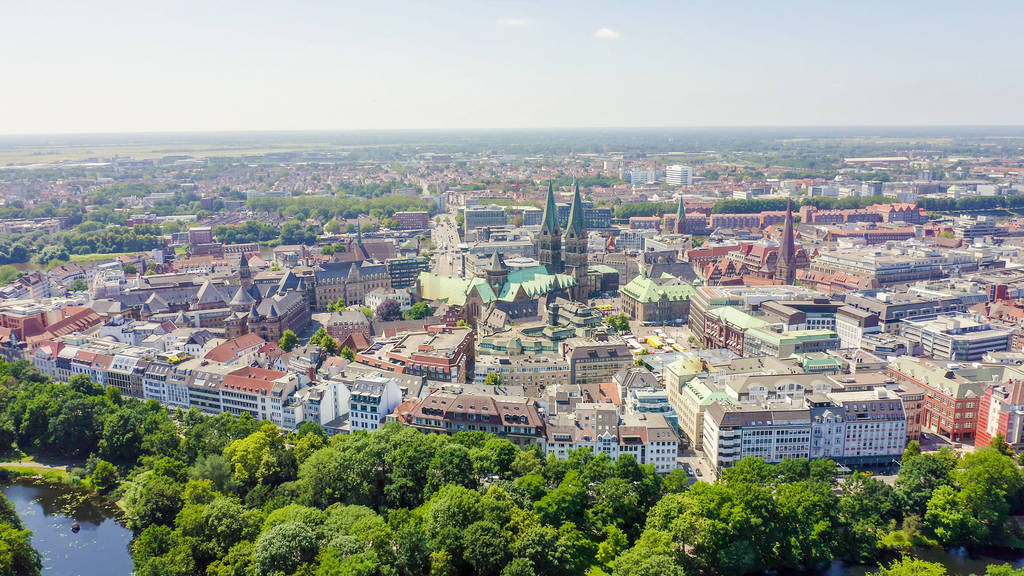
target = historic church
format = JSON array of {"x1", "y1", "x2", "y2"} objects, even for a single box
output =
[{"x1": 417, "y1": 181, "x2": 614, "y2": 324}]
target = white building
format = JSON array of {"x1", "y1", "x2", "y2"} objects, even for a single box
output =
[
  {"x1": 364, "y1": 287, "x2": 412, "y2": 312},
  {"x1": 901, "y1": 314, "x2": 1012, "y2": 361},
  {"x1": 629, "y1": 170, "x2": 658, "y2": 185},
  {"x1": 545, "y1": 403, "x2": 680, "y2": 473},
  {"x1": 347, "y1": 376, "x2": 404, "y2": 432},
  {"x1": 665, "y1": 165, "x2": 693, "y2": 187}
]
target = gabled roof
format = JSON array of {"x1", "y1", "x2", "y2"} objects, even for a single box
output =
[
  {"x1": 204, "y1": 333, "x2": 266, "y2": 363},
  {"x1": 621, "y1": 274, "x2": 694, "y2": 303},
  {"x1": 195, "y1": 281, "x2": 227, "y2": 306},
  {"x1": 229, "y1": 286, "x2": 256, "y2": 306}
]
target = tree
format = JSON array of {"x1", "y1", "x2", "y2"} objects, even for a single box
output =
[
  {"x1": 278, "y1": 330, "x2": 298, "y2": 352},
  {"x1": 0, "y1": 522, "x2": 42, "y2": 576},
  {"x1": 662, "y1": 468, "x2": 690, "y2": 494},
  {"x1": 500, "y1": 558, "x2": 536, "y2": 576},
  {"x1": 925, "y1": 485, "x2": 978, "y2": 546},
  {"x1": 68, "y1": 278, "x2": 88, "y2": 292},
  {"x1": 310, "y1": 327, "x2": 338, "y2": 354},
  {"x1": 404, "y1": 301, "x2": 433, "y2": 320},
  {"x1": 990, "y1": 433, "x2": 1013, "y2": 456},
  {"x1": 463, "y1": 521, "x2": 510, "y2": 576},
  {"x1": 341, "y1": 346, "x2": 356, "y2": 361},
  {"x1": 122, "y1": 471, "x2": 184, "y2": 530},
  {"x1": 596, "y1": 525, "x2": 628, "y2": 567},
  {"x1": 896, "y1": 450, "x2": 957, "y2": 515},
  {"x1": 327, "y1": 297, "x2": 347, "y2": 312},
  {"x1": 604, "y1": 314, "x2": 630, "y2": 333},
  {"x1": 483, "y1": 373, "x2": 503, "y2": 387},
  {"x1": 877, "y1": 557, "x2": 947, "y2": 576},
  {"x1": 376, "y1": 299, "x2": 402, "y2": 322},
  {"x1": 223, "y1": 423, "x2": 296, "y2": 488},
  {"x1": 252, "y1": 522, "x2": 318, "y2": 576},
  {"x1": 90, "y1": 459, "x2": 118, "y2": 492}
]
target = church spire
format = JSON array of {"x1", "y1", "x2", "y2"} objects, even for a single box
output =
[
  {"x1": 541, "y1": 180, "x2": 559, "y2": 235},
  {"x1": 488, "y1": 251, "x2": 504, "y2": 272},
  {"x1": 776, "y1": 199, "x2": 796, "y2": 284},
  {"x1": 566, "y1": 182, "x2": 584, "y2": 235},
  {"x1": 674, "y1": 196, "x2": 687, "y2": 234}
]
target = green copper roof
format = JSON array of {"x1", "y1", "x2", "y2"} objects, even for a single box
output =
[
  {"x1": 621, "y1": 274, "x2": 694, "y2": 304},
  {"x1": 566, "y1": 182, "x2": 584, "y2": 235},
  {"x1": 705, "y1": 307, "x2": 770, "y2": 331},
  {"x1": 666, "y1": 357, "x2": 707, "y2": 380},
  {"x1": 418, "y1": 273, "x2": 495, "y2": 306},
  {"x1": 676, "y1": 195, "x2": 686, "y2": 221},
  {"x1": 541, "y1": 181, "x2": 559, "y2": 234},
  {"x1": 683, "y1": 377, "x2": 737, "y2": 407},
  {"x1": 502, "y1": 272, "x2": 576, "y2": 300},
  {"x1": 506, "y1": 266, "x2": 550, "y2": 285},
  {"x1": 890, "y1": 356, "x2": 993, "y2": 399}
]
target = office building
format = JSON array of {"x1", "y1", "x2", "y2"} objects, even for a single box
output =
[{"x1": 665, "y1": 165, "x2": 693, "y2": 186}]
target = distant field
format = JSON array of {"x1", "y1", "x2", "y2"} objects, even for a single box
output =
[{"x1": 0, "y1": 143, "x2": 329, "y2": 166}]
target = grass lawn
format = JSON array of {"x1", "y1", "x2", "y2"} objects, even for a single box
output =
[{"x1": 66, "y1": 252, "x2": 139, "y2": 265}]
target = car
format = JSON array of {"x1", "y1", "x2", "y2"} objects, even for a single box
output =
[{"x1": 695, "y1": 469, "x2": 703, "y2": 477}]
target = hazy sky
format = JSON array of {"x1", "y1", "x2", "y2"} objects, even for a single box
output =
[{"x1": 3, "y1": 0, "x2": 1023, "y2": 134}]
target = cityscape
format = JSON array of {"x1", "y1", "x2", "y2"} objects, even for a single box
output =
[{"x1": 3, "y1": 2, "x2": 1024, "y2": 576}]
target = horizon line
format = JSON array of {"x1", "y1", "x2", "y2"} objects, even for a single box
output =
[{"x1": 4, "y1": 124, "x2": 1024, "y2": 139}]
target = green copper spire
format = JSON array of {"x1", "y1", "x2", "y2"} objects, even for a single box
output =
[
  {"x1": 566, "y1": 182, "x2": 584, "y2": 235},
  {"x1": 675, "y1": 195, "x2": 687, "y2": 234},
  {"x1": 541, "y1": 180, "x2": 559, "y2": 234}
]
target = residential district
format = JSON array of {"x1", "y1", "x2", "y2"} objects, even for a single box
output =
[{"x1": 5, "y1": 142, "x2": 1024, "y2": 480}]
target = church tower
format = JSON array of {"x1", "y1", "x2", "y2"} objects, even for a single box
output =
[
  {"x1": 674, "y1": 196, "x2": 688, "y2": 234},
  {"x1": 485, "y1": 251, "x2": 508, "y2": 294},
  {"x1": 775, "y1": 199, "x2": 797, "y2": 285},
  {"x1": 563, "y1": 183, "x2": 589, "y2": 300},
  {"x1": 538, "y1": 181, "x2": 563, "y2": 274},
  {"x1": 238, "y1": 252, "x2": 253, "y2": 291}
]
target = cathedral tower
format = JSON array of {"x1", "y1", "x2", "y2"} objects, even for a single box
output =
[
  {"x1": 538, "y1": 181, "x2": 563, "y2": 274},
  {"x1": 563, "y1": 183, "x2": 589, "y2": 300}
]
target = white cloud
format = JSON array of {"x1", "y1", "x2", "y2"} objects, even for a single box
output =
[
  {"x1": 593, "y1": 28, "x2": 623, "y2": 40},
  {"x1": 496, "y1": 18, "x2": 530, "y2": 27}
]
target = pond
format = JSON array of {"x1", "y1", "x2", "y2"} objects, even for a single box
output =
[
  {"x1": 818, "y1": 547, "x2": 1024, "y2": 575},
  {"x1": 2, "y1": 477, "x2": 134, "y2": 576}
]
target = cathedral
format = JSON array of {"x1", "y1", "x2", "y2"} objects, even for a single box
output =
[
  {"x1": 537, "y1": 181, "x2": 596, "y2": 301},
  {"x1": 417, "y1": 181, "x2": 614, "y2": 324}
]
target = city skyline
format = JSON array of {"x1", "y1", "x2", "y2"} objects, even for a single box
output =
[{"x1": 3, "y1": 0, "x2": 1024, "y2": 134}]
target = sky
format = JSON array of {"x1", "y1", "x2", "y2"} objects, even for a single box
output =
[{"x1": 2, "y1": 0, "x2": 1024, "y2": 134}]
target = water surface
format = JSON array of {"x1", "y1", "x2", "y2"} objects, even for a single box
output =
[{"x1": 2, "y1": 478, "x2": 134, "y2": 576}]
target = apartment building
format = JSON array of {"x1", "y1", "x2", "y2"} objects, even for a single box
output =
[
  {"x1": 545, "y1": 404, "x2": 679, "y2": 473},
  {"x1": 888, "y1": 356, "x2": 990, "y2": 443},
  {"x1": 976, "y1": 372, "x2": 1024, "y2": 450},
  {"x1": 473, "y1": 354, "x2": 570, "y2": 390},
  {"x1": 347, "y1": 377, "x2": 403, "y2": 432},
  {"x1": 357, "y1": 326, "x2": 474, "y2": 383},
  {"x1": 703, "y1": 387, "x2": 907, "y2": 471},
  {"x1": 562, "y1": 334, "x2": 631, "y2": 385},
  {"x1": 403, "y1": 391, "x2": 546, "y2": 446}
]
